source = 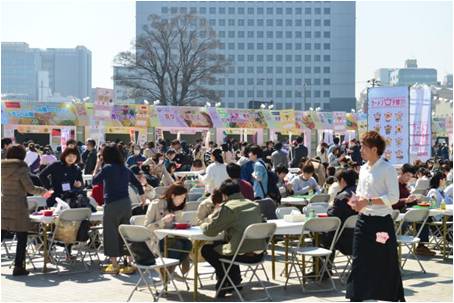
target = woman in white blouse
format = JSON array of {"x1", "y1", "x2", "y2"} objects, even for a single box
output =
[
  {"x1": 346, "y1": 131, "x2": 404, "y2": 302},
  {"x1": 201, "y1": 148, "x2": 229, "y2": 195},
  {"x1": 426, "y1": 172, "x2": 447, "y2": 207}
]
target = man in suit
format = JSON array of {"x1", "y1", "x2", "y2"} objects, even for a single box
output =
[
  {"x1": 290, "y1": 136, "x2": 308, "y2": 168},
  {"x1": 201, "y1": 179, "x2": 266, "y2": 298}
]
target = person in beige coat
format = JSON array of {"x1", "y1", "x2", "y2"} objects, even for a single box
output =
[
  {"x1": 195, "y1": 189, "x2": 223, "y2": 225},
  {"x1": 144, "y1": 183, "x2": 192, "y2": 275},
  {"x1": 1, "y1": 144, "x2": 50, "y2": 276}
]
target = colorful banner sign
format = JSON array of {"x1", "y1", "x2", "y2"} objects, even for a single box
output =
[
  {"x1": 316, "y1": 112, "x2": 333, "y2": 129},
  {"x1": 216, "y1": 108, "x2": 267, "y2": 128},
  {"x1": 107, "y1": 104, "x2": 149, "y2": 127},
  {"x1": 357, "y1": 113, "x2": 368, "y2": 138},
  {"x1": 368, "y1": 87, "x2": 409, "y2": 165},
  {"x1": 332, "y1": 112, "x2": 346, "y2": 132},
  {"x1": 345, "y1": 113, "x2": 357, "y2": 131},
  {"x1": 409, "y1": 86, "x2": 432, "y2": 162},
  {"x1": 263, "y1": 110, "x2": 295, "y2": 130},
  {"x1": 1, "y1": 101, "x2": 89, "y2": 126},
  {"x1": 295, "y1": 111, "x2": 316, "y2": 129},
  {"x1": 153, "y1": 106, "x2": 219, "y2": 128}
]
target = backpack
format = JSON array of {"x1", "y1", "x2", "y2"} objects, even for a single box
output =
[
  {"x1": 61, "y1": 190, "x2": 97, "y2": 212},
  {"x1": 76, "y1": 220, "x2": 91, "y2": 242},
  {"x1": 258, "y1": 161, "x2": 282, "y2": 204}
]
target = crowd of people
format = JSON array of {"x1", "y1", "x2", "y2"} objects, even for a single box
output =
[{"x1": 1, "y1": 131, "x2": 453, "y2": 301}]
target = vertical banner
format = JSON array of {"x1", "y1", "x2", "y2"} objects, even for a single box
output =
[
  {"x1": 368, "y1": 87, "x2": 409, "y2": 165},
  {"x1": 409, "y1": 86, "x2": 432, "y2": 162}
]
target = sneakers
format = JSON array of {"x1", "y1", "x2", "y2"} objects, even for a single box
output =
[
  {"x1": 13, "y1": 267, "x2": 30, "y2": 276},
  {"x1": 415, "y1": 244, "x2": 436, "y2": 256},
  {"x1": 120, "y1": 265, "x2": 137, "y2": 275},
  {"x1": 102, "y1": 264, "x2": 120, "y2": 274}
]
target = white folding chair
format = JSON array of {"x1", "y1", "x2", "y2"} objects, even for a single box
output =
[
  {"x1": 276, "y1": 206, "x2": 301, "y2": 219},
  {"x1": 334, "y1": 215, "x2": 358, "y2": 284},
  {"x1": 48, "y1": 208, "x2": 91, "y2": 273},
  {"x1": 130, "y1": 215, "x2": 147, "y2": 226},
  {"x1": 119, "y1": 224, "x2": 183, "y2": 302},
  {"x1": 154, "y1": 186, "x2": 169, "y2": 196},
  {"x1": 284, "y1": 217, "x2": 341, "y2": 292},
  {"x1": 183, "y1": 201, "x2": 200, "y2": 212},
  {"x1": 216, "y1": 223, "x2": 277, "y2": 302},
  {"x1": 396, "y1": 208, "x2": 430, "y2": 273},
  {"x1": 302, "y1": 203, "x2": 329, "y2": 215},
  {"x1": 309, "y1": 194, "x2": 331, "y2": 204},
  {"x1": 391, "y1": 209, "x2": 400, "y2": 221}
]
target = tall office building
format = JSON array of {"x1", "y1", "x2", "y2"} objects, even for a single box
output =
[
  {"x1": 135, "y1": 1, "x2": 356, "y2": 110},
  {"x1": 1, "y1": 42, "x2": 92, "y2": 100}
]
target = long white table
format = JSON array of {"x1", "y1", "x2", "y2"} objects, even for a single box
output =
[
  {"x1": 280, "y1": 196, "x2": 309, "y2": 207},
  {"x1": 155, "y1": 218, "x2": 307, "y2": 300}
]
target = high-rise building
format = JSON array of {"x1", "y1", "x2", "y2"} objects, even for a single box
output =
[
  {"x1": 135, "y1": 1, "x2": 356, "y2": 111},
  {"x1": 1, "y1": 42, "x2": 92, "y2": 101},
  {"x1": 374, "y1": 68, "x2": 394, "y2": 86}
]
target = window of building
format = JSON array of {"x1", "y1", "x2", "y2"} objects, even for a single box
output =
[
  {"x1": 305, "y1": 43, "x2": 311, "y2": 50},
  {"x1": 315, "y1": 19, "x2": 321, "y2": 26},
  {"x1": 209, "y1": 7, "x2": 216, "y2": 14},
  {"x1": 258, "y1": 7, "x2": 264, "y2": 14},
  {"x1": 285, "y1": 55, "x2": 292, "y2": 62},
  {"x1": 238, "y1": 7, "x2": 245, "y2": 14},
  {"x1": 219, "y1": 7, "x2": 225, "y2": 14},
  {"x1": 209, "y1": 19, "x2": 216, "y2": 26},
  {"x1": 314, "y1": 90, "x2": 321, "y2": 97},
  {"x1": 276, "y1": 103, "x2": 282, "y2": 110},
  {"x1": 238, "y1": 103, "x2": 245, "y2": 108},
  {"x1": 267, "y1": 43, "x2": 273, "y2": 50},
  {"x1": 267, "y1": 19, "x2": 273, "y2": 26},
  {"x1": 286, "y1": 78, "x2": 292, "y2": 85},
  {"x1": 238, "y1": 78, "x2": 245, "y2": 85},
  {"x1": 323, "y1": 78, "x2": 330, "y2": 85},
  {"x1": 257, "y1": 31, "x2": 264, "y2": 38},
  {"x1": 323, "y1": 55, "x2": 331, "y2": 62},
  {"x1": 286, "y1": 19, "x2": 293, "y2": 26},
  {"x1": 267, "y1": 31, "x2": 273, "y2": 38},
  {"x1": 296, "y1": 31, "x2": 302, "y2": 38},
  {"x1": 228, "y1": 19, "x2": 235, "y2": 26},
  {"x1": 314, "y1": 67, "x2": 321, "y2": 74},
  {"x1": 323, "y1": 91, "x2": 330, "y2": 97},
  {"x1": 228, "y1": 102, "x2": 235, "y2": 107},
  {"x1": 247, "y1": 43, "x2": 254, "y2": 49},
  {"x1": 276, "y1": 90, "x2": 283, "y2": 97},
  {"x1": 276, "y1": 79, "x2": 283, "y2": 85},
  {"x1": 228, "y1": 42, "x2": 235, "y2": 49},
  {"x1": 277, "y1": 7, "x2": 283, "y2": 14},
  {"x1": 170, "y1": 7, "x2": 178, "y2": 14},
  {"x1": 314, "y1": 55, "x2": 321, "y2": 62},
  {"x1": 257, "y1": 66, "x2": 264, "y2": 73},
  {"x1": 247, "y1": 55, "x2": 254, "y2": 62},
  {"x1": 324, "y1": 8, "x2": 331, "y2": 14},
  {"x1": 267, "y1": 7, "x2": 273, "y2": 14},
  {"x1": 267, "y1": 54, "x2": 273, "y2": 61},
  {"x1": 295, "y1": 67, "x2": 302, "y2": 73},
  {"x1": 238, "y1": 19, "x2": 245, "y2": 26},
  {"x1": 276, "y1": 19, "x2": 283, "y2": 26},
  {"x1": 238, "y1": 55, "x2": 245, "y2": 62},
  {"x1": 248, "y1": 31, "x2": 254, "y2": 38},
  {"x1": 315, "y1": 31, "x2": 321, "y2": 38},
  {"x1": 276, "y1": 54, "x2": 283, "y2": 62},
  {"x1": 296, "y1": 7, "x2": 302, "y2": 14},
  {"x1": 305, "y1": 67, "x2": 311, "y2": 73},
  {"x1": 315, "y1": 7, "x2": 321, "y2": 15},
  {"x1": 276, "y1": 31, "x2": 283, "y2": 38},
  {"x1": 285, "y1": 91, "x2": 292, "y2": 98},
  {"x1": 305, "y1": 79, "x2": 312, "y2": 85},
  {"x1": 238, "y1": 90, "x2": 245, "y2": 97},
  {"x1": 295, "y1": 43, "x2": 302, "y2": 50},
  {"x1": 247, "y1": 90, "x2": 254, "y2": 98},
  {"x1": 277, "y1": 67, "x2": 283, "y2": 74},
  {"x1": 238, "y1": 66, "x2": 245, "y2": 73},
  {"x1": 219, "y1": 19, "x2": 226, "y2": 26},
  {"x1": 219, "y1": 31, "x2": 225, "y2": 38},
  {"x1": 266, "y1": 90, "x2": 273, "y2": 98},
  {"x1": 248, "y1": 19, "x2": 255, "y2": 26},
  {"x1": 248, "y1": 7, "x2": 254, "y2": 14},
  {"x1": 285, "y1": 43, "x2": 292, "y2": 50},
  {"x1": 161, "y1": 7, "x2": 168, "y2": 13},
  {"x1": 314, "y1": 78, "x2": 321, "y2": 85},
  {"x1": 305, "y1": 90, "x2": 312, "y2": 98},
  {"x1": 219, "y1": 90, "x2": 225, "y2": 97},
  {"x1": 305, "y1": 19, "x2": 312, "y2": 26},
  {"x1": 276, "y1": 43, "x2": 283, "y2": 50},
  {"x1": 286, "y1": 31, "x2": 292, "y2": 38},
  {"x1": 238, "y1": 31, "x2": 244, "y2": 38},
  {"x1": 323, "y1": 67, "x2": 331, "y2": 74},
  {"x1": 257, "y1": 90, "x2": 264, "y2": 98},
  {"x1": 305, "y1": 54, "x2": 311, "y2": 61},
  {"x1": 200, "y1": 7, "x2": 206, "y2": 14},
  {"x1": 296, "y1": 55, "x2": 302, "y2": 62},
  {"x1": 266, "y1": 79, "x2": 273, "y2": 85},
  {"x1": 324, "y1": 31, "x2": 330, "y2": 38},
  {"x1": 227, "y1": 66, "x2": 234, "y2": 73},
  {"x1": 305, "y1": 7, "x2": 311, "y2": 14},
  {"x1": 228, "y1": 78, "x2": 235, "y2": 85},
  {"x1": 247, "y1": 66, "x2": 254, "y2": 73},
  {"x1": 228, "y1": 7, "x2": 235, "y2": 14},
  {"x1": 295, "y1": 103, "x2": 302, "y2": 110},
  {"x1": 286, "y1": 67, "x2": 292, "y2": 73},
  {"x1": 324, "y1": 43, "x2": 331, "y2": 50},
  {"x1": 247, "y1": 78, "x2": 254, "y2": 85},
  {"x1": 315, "y1": 43, "x2": 321, "y2": 50},
  {"x1": 228, "y1": 90, "x2": 235, "y2": 97},
  {"x1": 257, "y1": 54, "x2": 264, "y2": 61},
  {"x1": 295, "y1": 79, "x2": 302, "y2": 85},
  {"x1": 257, "y1": 19, "x2": 264, "y2": 26},
  {"x1": 228, "y1": 31, "x2": 235, "y2": 38},
  {"x1": 238, "y1": 43, "x2": 245, "y2": 50},
  {"x1": 296, "y1": 19, "x2": 302, "y2": 26}
]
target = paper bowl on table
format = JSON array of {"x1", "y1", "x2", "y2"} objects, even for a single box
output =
[
  {"x1": 175, "y1": 223, "x2": 191, "y2": 229},
  {"x1": 43, "y1": 210, "x2": 53, "y2": 217},
  {"x1": 317, "y1": 213, "x2": 328, "y2": 218},
  {"x1": 284, "y1": 214, "x2": 305, "y2": 222}
]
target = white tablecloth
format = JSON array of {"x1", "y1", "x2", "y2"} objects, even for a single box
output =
[
  {"x1": 397, "y1": 205, "x2": 453, "y2": 222},
  {"x1": 30, "y1": 211, "x2": 103, "y2": 224},
  {"x1": 281, "y1": 196, "x2": 309, "y2": 206}
]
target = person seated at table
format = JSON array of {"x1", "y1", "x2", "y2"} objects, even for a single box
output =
[
  {"x1": 129, "y1": 165, "x2": 156, "y2": 204},
  {"x1": 201, "y1": 179, "x2": 266, "y2": 298},
  {"x1": 161, "y1": 161, "x2": 181, "y2": 186},
  {"x1": 427, "y1": 172, "x2": 447, "y2": 208},
  {"x1": 289, "y1": 162, "x2": 321, "y2": 195},
  {"x1": 126, "y1": 144, "x2": 146, "y2": 167},
  {"x1": 324, "y1": 176, "x2": 339, "y2": 204},
  {"x1": 144, "y1": 182, "x2": 192, "y2": 277},
  {"x1": 275, "y1": 166, "x2": 292, "y2": 197},
  {"x1": 39, "y1": 147, "x2": 84, "y2": 207},
  {"x1": 201, "y1": 148, "x2": 229, "y2": 195},
  {"x1": 226, "y1": 163, "x2": 254, "y2": 200},
  {"x1": 191, "y1": 159, "x2": 205, "y2": 172},
  {"x1": 393, "y1": 164, "x2": 419, "y2": 213},
  {"x1": 2, "y1": 144, "x2": 51, "y2": 276},
  {"x1": 196, "y1": 189, "x2": 224, "y2": 225},
  {"x1": 412, "y1": 167, "x2": 431, "y2": 194},
  {"x1": 140, "y1": 164, "x2": 160, "y2": 187}
]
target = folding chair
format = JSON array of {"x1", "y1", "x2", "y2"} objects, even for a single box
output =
[
  {"x1": 284, "y1": 217, "x2": 341, "y2": 292},
  {"x1": 391, "y1": 209, "x2": 400, "y2": 221},
  {"x1": 275, "y1": 206, "x2": 301, "y2": 219},
  {"x1": 302, "y1": 203, "x2": 329, "y2": 215},
  {"x1": 119, "y1": 224, "x2": 183, "y2": 302},
  {"x1": 334, "y1": 215, "x2": 358, "y2": 284},
  {"x1": 48, "y1": 208, "x2": 91, "y2": 273},
  {"x1": 130, "y1": 215, "x2": 147, "y2": 226},
  {"x1": 216, "y1": 222, "x2": 277, "y2": 302},
  {"x1": 155, "y1": 186, "x2": 169, "y2": 196},
  {"x1": 309, "y1": 194, "x2": 331, "y2": 204},
  {"x1": 184, "y1": 201, "x2": 200, "y2": 211},
  {"x1": 396, "y1": 208, "x2": 430, "y2": 273}
]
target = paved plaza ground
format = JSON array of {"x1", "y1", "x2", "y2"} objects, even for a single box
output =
[{"x1": 1, "y1": 245, "x2": 452, "y2": 302}]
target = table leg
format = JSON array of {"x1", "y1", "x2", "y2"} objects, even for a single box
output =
[
  {"x1": 314, "y1": 233, "x2": 319, "y2": 277},
  {"x1": 442, "y1": 215, "x2": 448, "y2": 261},
  {"x1": 193, "y1": 240, "x2": 200, "y2": 301},
  {"x1": 271, "y1": 236, "x2": 276, "y2": 280},
  {"x1": 164, "y1": 237, "x2": 168, "y2": 292},
  {"x1": 284, "y1": 235, "x2": 289, "y2": 277},
  {"x1": 42, "y1": 224, "x2": 49, "y2": 273}
]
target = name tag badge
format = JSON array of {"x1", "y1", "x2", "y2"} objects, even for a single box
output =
[{"x1": 62, "y1": 183, "x2": 71, "y2": 192}]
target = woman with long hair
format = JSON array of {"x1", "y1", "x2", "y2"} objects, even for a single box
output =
[{"x1": 201, "y1": 148, "x2": 229, "y2": 194}]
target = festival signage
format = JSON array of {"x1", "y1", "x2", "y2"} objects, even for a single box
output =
[
  {"x1": 333, "y1": 112, "x2": 346, "y2": 132},
  {"x1": 295, "y1": 111, "x2": 316, "y2": 129},
  {"x1": 154, "y1": 106, "x2": 220, "y2": 128},
  {"x1": 316, "y1": 112, "x2": 333, "y2": 129},
  {"x1": 346, "y1": 113, "x2": 358, "y2": 131},
  {"x1": 263, "y1": 110, "x2": 295, "y2": 130},
  {"x1": 216, "y1": 108, "x2": 267, "y2": 128},
  {"x1": 432, "y1": 118, "x2": 448, "y2": 137},
  {"x1": 1, "y1": 101, "x2": 89, "y2": 126},
  {"x1": 367, "y1": 87, "x2": 409, "y2": 164},
  {"x1": 106, "y1": 104, "x2": 149, "y2": 127},
  {"x1": 409, "y1": 86, "x2": 432, "y2": 162}
]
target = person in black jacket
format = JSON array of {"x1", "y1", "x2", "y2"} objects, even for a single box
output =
[
  {"x1": 291, "y1": 136, "x2": 308, "y2": 168},
  {"x1": 81, "y1": 139, "x2": 97, "y2": 175},
  {"x1": 39, "y1": 147, "x2": 84, "y2": 207}
]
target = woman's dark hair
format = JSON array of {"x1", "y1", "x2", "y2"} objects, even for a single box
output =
[
  {"x1": 325, "y1": 176, "x2": 337, "y2": 186},
  {"x1": 161, "y1": 182, "x2": 188, "y2": 211},
  {"x1": 211, "y1": 148, "x2": 224, "y2": 164},
  {"x1": 192, "y1": 159, "x2": 203, "y2": 168},
  {"x1": 166, "y1": 161, "x2": 177, "y2": 173},
  {"x1": 430, "y1": 172, "x2": 446, "y2": 189},
  {"x1": 211, "y1": 189, "x2": 223, "y2": 205},
  {"x1": 401, "y1": 163, "x2": 416, "y2": 175},
  {"x1": 417, "y1": 167, "x2": 431, "y2": 178},
  {"x1": 152, "y1": 152, "x2": 163, "y2": 162},
  {"x1": 302, "y1": 161, "x2": 315, "y2": 174},
  {"x1": 336, "y1": 169, "x2": 358, "y2": 188},
  {"x1": 274, "y1": 142, "x2": 283, "y2": 150},
  {"x1": 219, "y1": 179, "x2": 241, "y2": 196},
  {"x1": 102, "y1": 143, "x2": 124, "y2": 165},
  {"x1": 28, "y1": 142, "x2": 37, "y2": 152},
  {"x1": 332, "y1": 147, "x2": 341, "y2": 157},
  {"x1": 5, "y1": 144, "x2": 26, "y2": 160},
  {"x1": 226, "y1": 163, "x2": 241, "y2": 179},
  {"x1": 147, "y1": 141, "x2": 155, "y2": 149},
  {"x1": 361, "y1": 131, "x2": 386, "y2": 156},
  {"x1": 327, "y1": 166, "x2": 336, "y2": 177},
  {"x1": 60, "y1": 147, "x2": 81, "y2": 164},
  {"x1": 221, "y1": 143, "x2": 230, "y2": 152},
  {"x1": 1, "y1": 138, "x2": 12, "y2": 149},
  {"x1": 275, "y1": 166, "x2": 289, "y2": 175},
  {"x1": 249, "y1": 145, "x2": 263, "y2": 158}
]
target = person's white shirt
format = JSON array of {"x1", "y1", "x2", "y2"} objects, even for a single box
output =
[
  {"x1": 24, "y1": 150, "x2": 40, "y2": 167},
  {"x1": 328, "y1": 182, "x2": 341, "y2": 204},
  {"x1": 356, "y1": 157, "x2": 399, "y2": 216},
  {"x1": 412, "y1": 176, "x2": 430, "y2": 193},
  {"x1": 427, "y1": 188, "x2": 445, "y2": 208},
  {"x1": 237, "y1": 156, "x2": 249, "y2": 166},
  {"x1": 444, "y1": 184, "x2": 453, "y2": 204},
  {"x1": 201, "y1": 162, "x2": 229, "y2": 194}
]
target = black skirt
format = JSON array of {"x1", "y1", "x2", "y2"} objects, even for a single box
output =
[{"x1": 346, "y1": 214, "x2": 405, "y2": 302}]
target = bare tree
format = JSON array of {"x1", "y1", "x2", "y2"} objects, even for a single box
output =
[{"x1": 114, "y1": 13, "x2": 229, "y2": 106}]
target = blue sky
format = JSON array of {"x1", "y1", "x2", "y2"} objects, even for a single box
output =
[{"x1": 1, "y1": 0, "x2": 452, "y2": 98}]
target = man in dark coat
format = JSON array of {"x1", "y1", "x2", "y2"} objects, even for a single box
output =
[{"x1": 290, "y1": 136, "x2": 308, "y2": 168}]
